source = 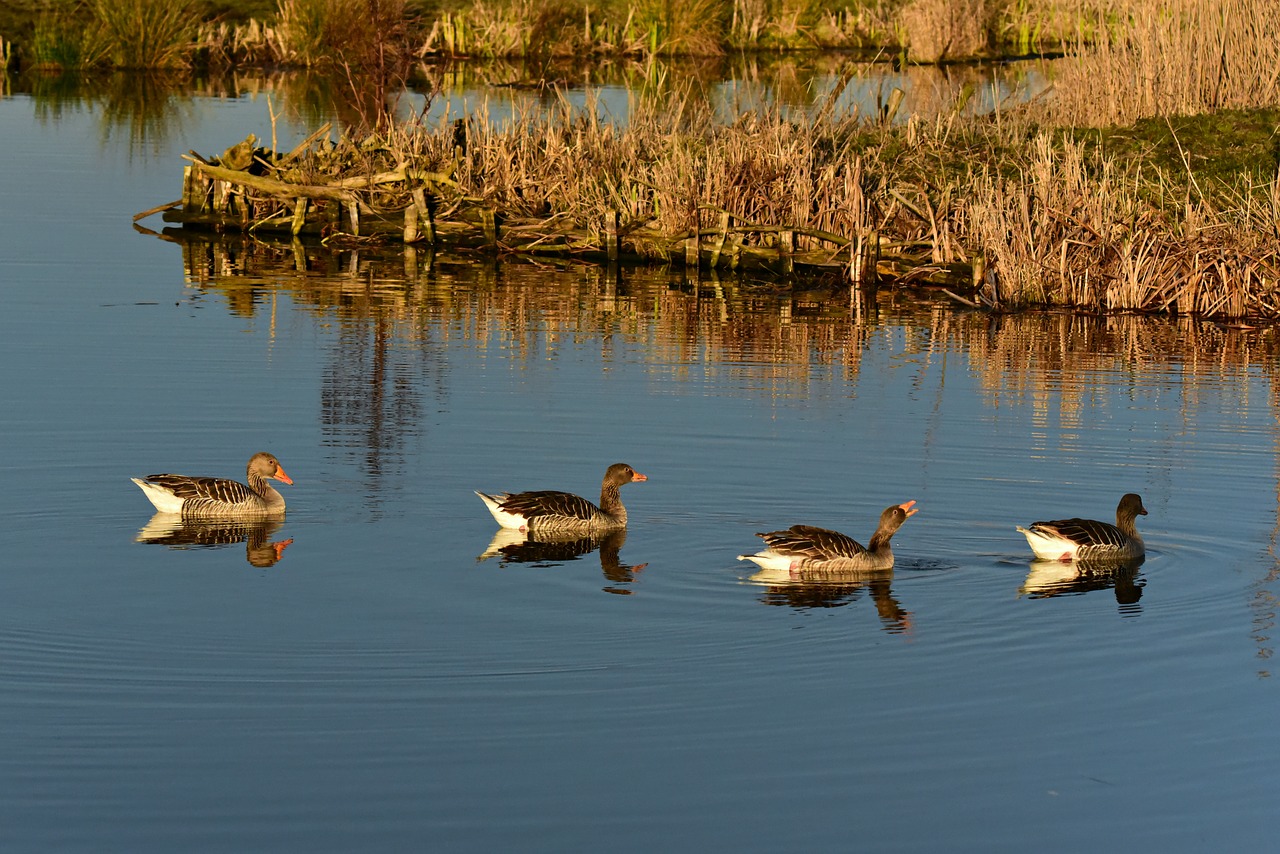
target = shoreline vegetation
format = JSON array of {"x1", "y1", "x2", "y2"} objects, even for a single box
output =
[
  {"x1": 7, "y1": 0, "x2": 1280, "y2": 318},
  {"x1": 0, "y1": 0, "x2": 1083, "y2": 71}
]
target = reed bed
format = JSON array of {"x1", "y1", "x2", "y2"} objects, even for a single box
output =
[
  {"x1": 1047, "y1": 0, "x2": 1280, "y2": 127},
  {"x1": 162, "y1": 98, "x2": 987, "y2": 279},
  {"x1": 10, "y1": 0, "x2": 1241, "y2": 71},
  {"x1": 964, "y1": 131, "x2": 1280, "y2": 315},
  {"x1": 154, "y1": 80, "x2": 1280, "y2": 318},
  {"x1": 17, "y1": 0, "x2": 1270, "y2": 317},
  {"x1": 8, "y1": 0, "x2": 1095, "y2": 70}
]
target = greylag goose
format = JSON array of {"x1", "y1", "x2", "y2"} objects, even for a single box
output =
[
  {"x1": 131, "y1": 452, "x2": 293, "y2": 519},
  {"x1": 1016, "y1": 492, "x2": 1147, "y2": 562},
  {"x1": 737, "y1": 501, "x2": 918, "y2": 574},
  {"x1": 475, "y1": 463, "x2": 647, "y2": 533}
]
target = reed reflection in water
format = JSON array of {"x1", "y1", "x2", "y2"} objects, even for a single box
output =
[{"x1": 172, "y1": 231, "x2": 1280, "y2": 411}]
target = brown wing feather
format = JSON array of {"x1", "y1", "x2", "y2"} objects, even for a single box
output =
[
  {"x1": 1031, "y1": 518, "x2": 1125, "y2": 548},
  {"x1": 145, "y1": 474, "x2": 257, "y2": 505},
  {"x1": 758, "y1": 525, "x2": 868, "y2": 559},
  {"x1": 499, "y1": 490, "x2": 600, "y2": 522}
]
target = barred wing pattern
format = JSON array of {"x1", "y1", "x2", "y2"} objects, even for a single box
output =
[
  {"x1": 498, "y1": 490, "x2": 601, "y2": 523},
  {"x1": 1018, "y1": 494, "x2": 1145, "y2": 562},
  {"x1": 1027, "y1": 517, "x2": 1127, "y2": 549},
  {"x1": 143, "y1": 474, "x2": 260, "y2": 508},
  {"x1": 132, "y1": 453, "x2": 291, "y2": 519},
  {"x1": 758, "y1": 525, "x2": 869, "y2": 559}
]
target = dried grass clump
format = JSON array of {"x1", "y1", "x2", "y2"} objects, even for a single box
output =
[
  {"x1": 1048, "y1": 0, "x2": 1280, "y2": 127},
  {"x1": 899, "y1": 0, "x2": 995, "y2": 63},
  {"x1": 91, "y1": 0, "x2": 198, "y2": 69},
  {"x1": 196, "y1": 19, "x2": 280, "y2": 69},
  {"x1": 633, "y1": 0, "x2": 728, "y2": 55},
  {"x1": 966, "y1": 134, "x2": 1280, "y2": 315},
  {"x1": 419, "y1": 0, "x2": 649, "y2": 58},
  {"x1": 274, "y1": 0, "x2": 414, "y2": 70}
]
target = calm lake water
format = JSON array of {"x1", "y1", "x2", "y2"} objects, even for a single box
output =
[{"x1": 1, "y1": 71, "x2": 1277, "y2": 852}]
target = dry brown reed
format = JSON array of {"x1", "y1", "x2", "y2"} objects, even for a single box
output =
[
  {"x1": 964, "y1": 132, "x2": 1280, "y2": 314},
  {"x1": 418, "y1": 0, "x2": 652, "y2": 58},
  {"x1": 168, "y1": 92, "x2": 1280, "y2": 318},
  {"x1": 272, "y1": 0, "x2": 414, "y2": 69},
  {"x1": 899, "y1": 0, "x2": 995, "y2": 62},
  {"x1": 1047, "y1": 0, "x2": 1280, "y2": 127},
  {"x1": 166, "y1": 0, "x2": 1280, "y2": 321}
]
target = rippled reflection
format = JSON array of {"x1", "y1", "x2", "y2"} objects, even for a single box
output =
[
  {"x1": 168, "y1": 234, "x2": 1280, "y2": 393},
  {"x1": 1018, "y1": 557, "x2": 1145, "y2": 612},
  {"x1": 747, "y1": 567, "x2": 912, "y2": 631},
  {"x1": 135, "y1": 514, "x2": 294, "y2": 567},
  {"x1": 477, "y1": 528, "x2": 646, "y2": 595}
]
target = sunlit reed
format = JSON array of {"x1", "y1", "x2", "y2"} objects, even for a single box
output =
[{"x1": 1047, "y1": 0, "x2": 1280, "y2": 127}]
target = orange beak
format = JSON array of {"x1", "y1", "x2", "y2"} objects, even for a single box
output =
[
  {"x1": 632, "y1": 471, "x2": 648, "y2": 482},
  {"x1": 274, "y1": 466, "x2": 294, "y2": 486},
  {"x1": 899, "y1": 500, "x2": 918, "y2": 517}
]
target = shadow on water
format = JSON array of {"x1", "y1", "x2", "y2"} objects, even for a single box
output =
[
  {"x1": 476, "y1": 528, "x2": 647, "y2": 595},
  {"x1": 135, "y1": 513, "x2": 294, "y2": 568}
]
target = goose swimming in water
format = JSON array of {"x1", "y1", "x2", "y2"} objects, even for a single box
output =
[
  {"x1": 131, "y1": 452, "x2": 293, "y2": 519},
  {"x1": 1017, "y1": 493, "x2": 1147, "y2": 562},
  {"x1": 476, "y1": 463, "x2": 648, "y2": 534},
  {"x1": 738, "y1": 501, "x2": 918, "y2": 574}
]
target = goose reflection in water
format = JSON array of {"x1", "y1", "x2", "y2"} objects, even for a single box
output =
[
  {"x1": 135, "y1": 514, "x2": 294, "y2": 568},
  {"x1": 477, "y1": 528, "x2": 647, "y2": 595},
  {"x1": 1019, "y1": 557, "x2": 1145, "y2": 610},
  {"x1": 747, "y1": 566, "x2": 913, "y2": 633}
]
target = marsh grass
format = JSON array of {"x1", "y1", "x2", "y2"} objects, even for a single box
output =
[
  {"x1": 417, "y1": 0, "x2": 724, "y2": 58},
  {"x1": 965, "y1": 131, "x2": 1280, "y2": 314},
  {"x1": 28, "y1": 14, "x2": 106, "y2": 70},
  {"x1": 179, "y1": 83, "x2": 1280, "y2": 317},
  {"x1": 3, "y1": 0, "x2": 1116, "y2": 68},
  {"x1": 1049, "y1": 0, "x2": 1280, "y2": 126},
  {"x1": 92, "y1": 0, "x2": 198, "y2": 69},
  {"x1": 899, "y1": 0, "x2": 994, "y2": 62}
]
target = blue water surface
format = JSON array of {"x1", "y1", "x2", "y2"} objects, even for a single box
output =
[{"x1": 0, "y1": 83, "x2": 1277, "y2": 854}]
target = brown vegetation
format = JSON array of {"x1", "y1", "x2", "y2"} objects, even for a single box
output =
[
  {"x1": 128, "y1": 0, "x2": 1280, "y2": 317},
  {"x1": 1047, "y1": 0, "x2": 1280, "y2": 126}
]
